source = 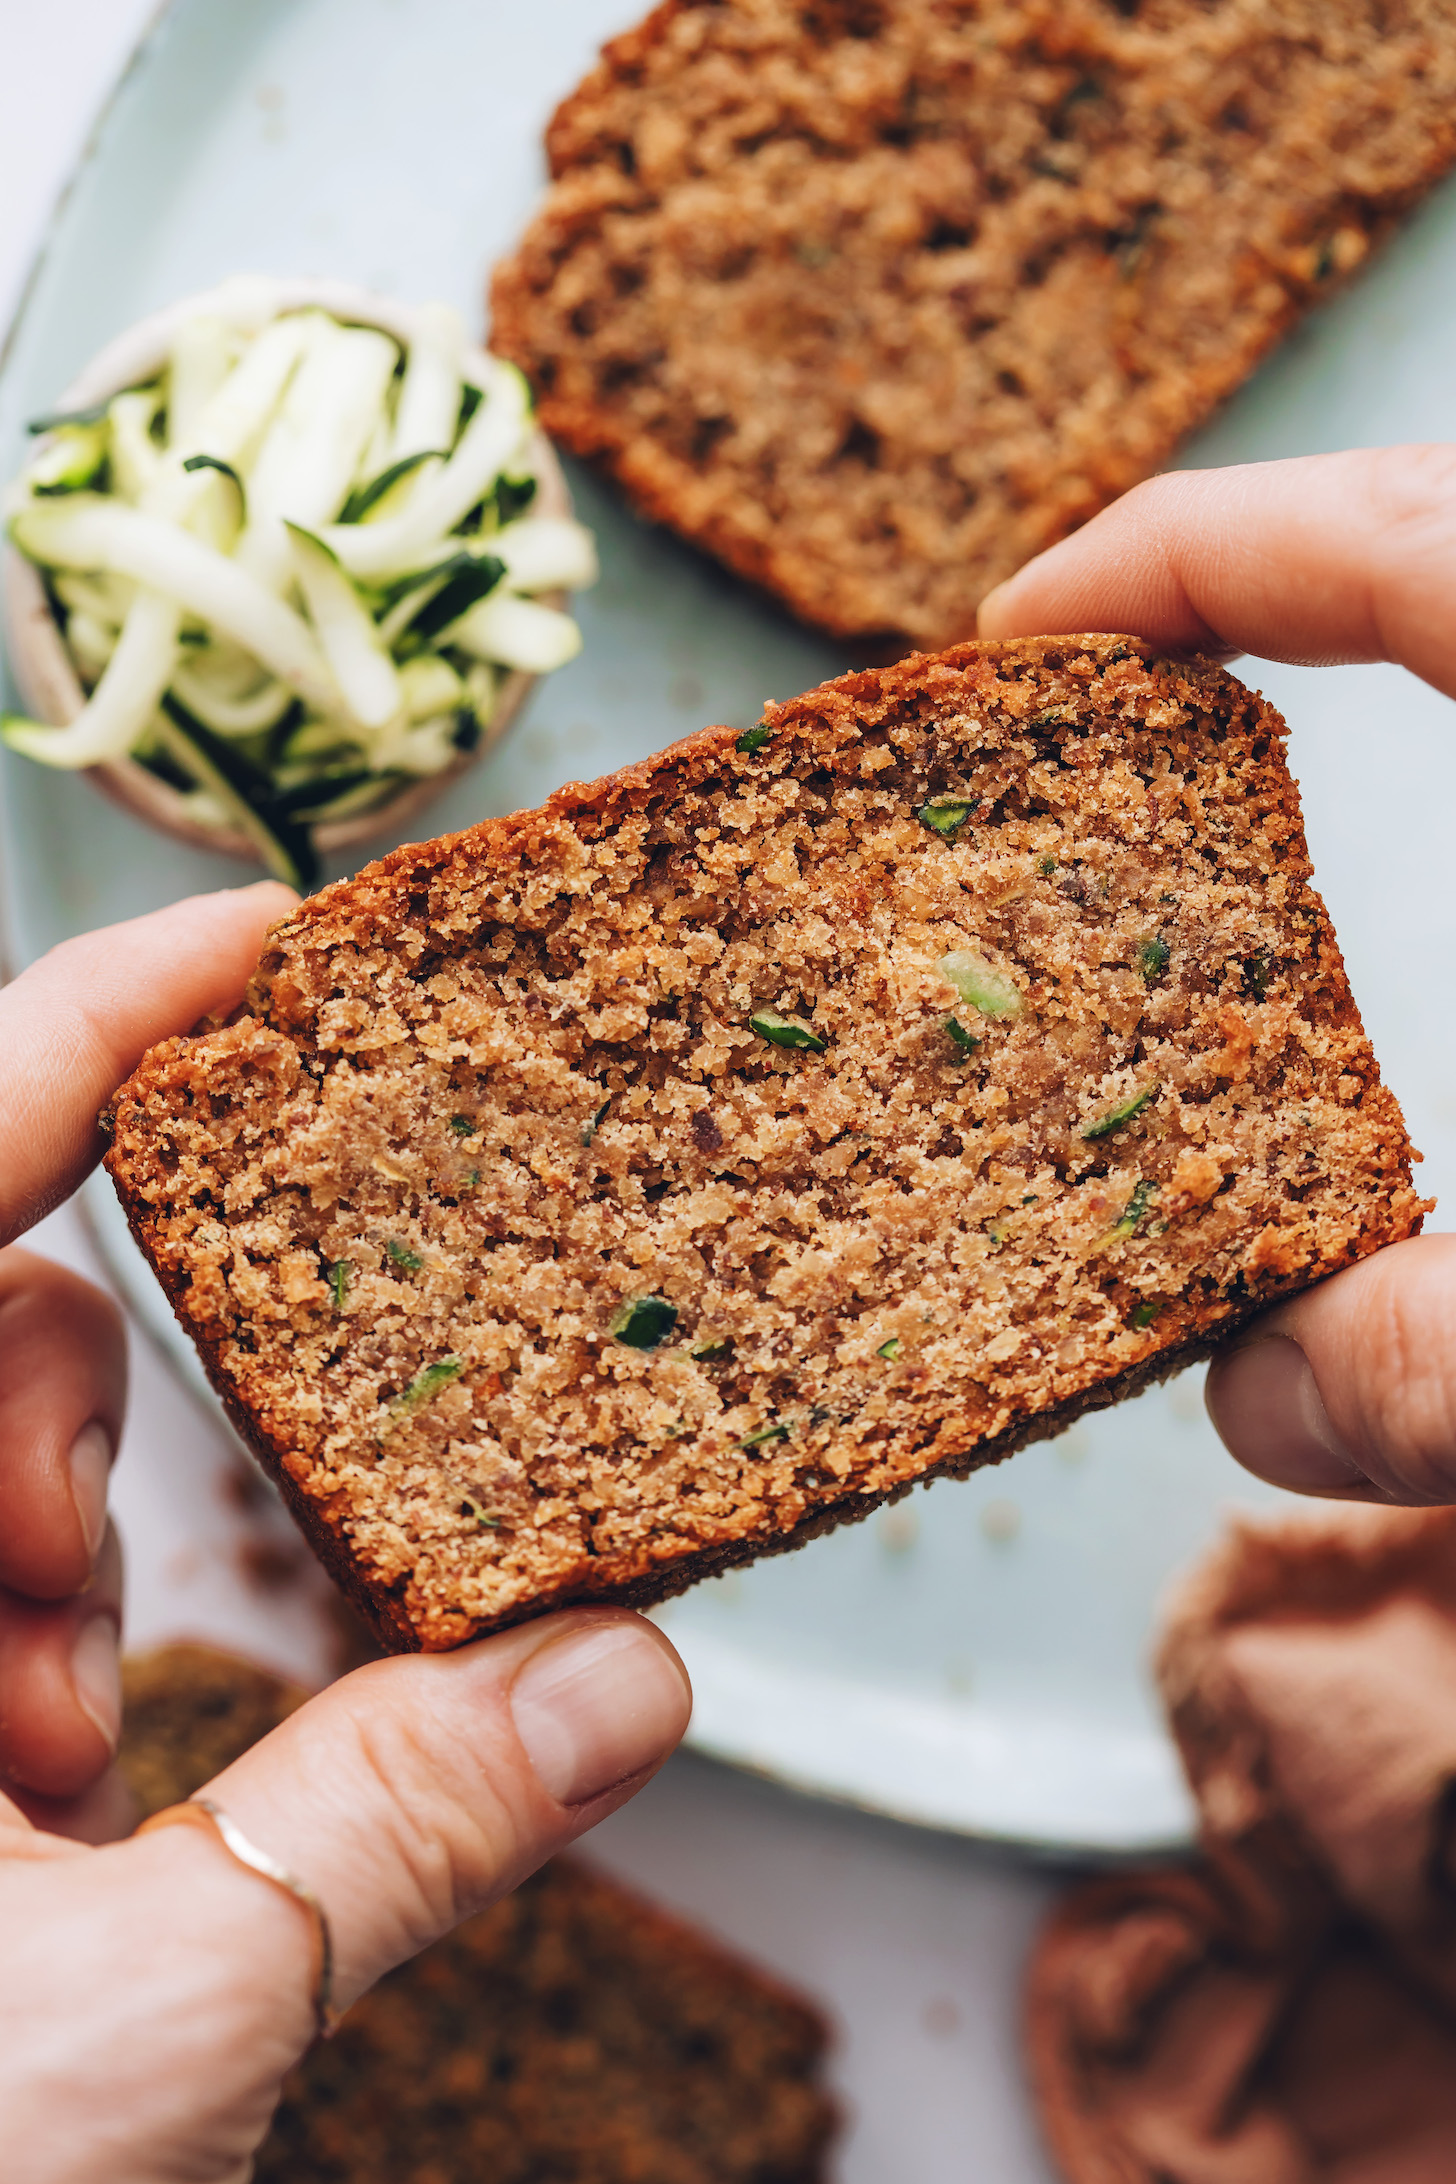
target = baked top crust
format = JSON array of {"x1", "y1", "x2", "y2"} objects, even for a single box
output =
[
  {"x1": 491, "y1": 0, "x2": 1456, "y2": 649},
  {"x1": 105, "y1": 637, "x2": 1426, "y2": 1649}
]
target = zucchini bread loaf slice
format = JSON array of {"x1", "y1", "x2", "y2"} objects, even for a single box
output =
[
  {"x1": 260, "y1": 1858, "x2": 836, "y2": 2184},
  {"x1": 105, "y1": 638, "x2": 1425, "y2": 1651},
  {"x1": 491, "y1": 0, "x2": 1456, "y2": 650}
]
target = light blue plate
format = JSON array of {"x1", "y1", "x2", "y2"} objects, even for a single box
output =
[{"x1": 3, "y1": 0, "x2": 1454, "y2": 1852}]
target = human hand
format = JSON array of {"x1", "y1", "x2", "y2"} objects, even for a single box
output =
[
  {"x1": 979, "y1": 445, "x2": 1456, "y2": 1505},
  {"x1": 0, "y1": 887, "x2": 692, "y2": 2184},
  {"x1": 0, "y1": 882, "x2": 306, "y2": 1843}
]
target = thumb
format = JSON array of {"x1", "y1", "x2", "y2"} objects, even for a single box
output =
[
  {"x1": 204, "y1": 1608, "x2": 692, "y2": 2010},
  {"x1": 1205, "y1": 1234, "x2": 1456, "y2": 1506},
  {"x1": 974, "y1": 446, "x2": 1456, "y2": 701},
  {"x1": 0, "y1": 1610, "x2": 689, "y2": 2182}
]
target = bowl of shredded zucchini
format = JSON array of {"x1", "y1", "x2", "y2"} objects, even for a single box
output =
[{"x1": 0, "y1": 275, "x2": 597, "y2": 890}]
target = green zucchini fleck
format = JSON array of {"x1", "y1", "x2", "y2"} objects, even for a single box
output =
[
  {"x1": 448, "y1": 1114, "x2": 476, "y2": 1136},
  {"x1": 1037, "y1": 855, "x2": 1057, "y2": 877},
  {"x1": 985, "y1": 1221, "x2": 1007, "y2": 1249},
  {"x1": 750, "y1": 1007, "x2": 826, "y2": 1053},
  {"x1": 691, "y1": 1337, "x2": 730, "y2": 1361},
  {"x1": 385, "y1": 1238, "x2": 424, "y2": 1272},
  {"x1": 1082, "y1": 1084, "x2": 1159, "y2": 1140},
  {"x1": 1136, "y1": 937, "x2": 1170, "y2": 982},
  {"x1": 739, "y1": 1421, "x2": 792, "y2": 1449},
  {"x1": 1129, "y1": 1301, "x2": 1160, "y2": 1330},
  {"x1": 1244, "y1": 950, "x2": 1273, "y2": 1001},
  {"x1": 736, "y1": 721, "x2": 774, "y2": 754},
  {"x1": 328, "y1": 1260, "x2": 351, "y2": 1312},
  {"x1": 1110, "y1": 1177, "x2": 1158, "y2": 1240},
  {"x1": 610, "y1": 1295, "x2": 679, "y2": 1349},
  {"x1": 383, "y1": 1356, "x2": 464, "y2": 1432},
  {"x1": 939, "y1": 950, "x2": 1023, "y2": 1020},
  {"x1": 581, "y1": 1095, "x2": 612, "y2": 1146},
  {"x1": 877, "y1": 1336, "x2": 902, "y2": 1360},
  {"x1": 458, "y1": 1495, "x2": 502, "y2": 1530},
  {"x1": 918, "y1": 798, "x2": 974, "y2": 839},
  {"x1": 945, "y1": 1015, "x2": 981, "y2": 1056}
]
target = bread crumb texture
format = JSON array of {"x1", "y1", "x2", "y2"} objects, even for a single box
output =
[
  {"x1": 260, "y1": 1859, "x2": 835, "y2": 2184},
  {"x1": 106, "y1": 639, "x2": 1426, "y2": 1650},
  {"x1": 491, "y1": 0, "x2": 1456, "y2": 649},
  {"x1": 119, "y1": 1643, "x2": 305, "y2": 1821}
]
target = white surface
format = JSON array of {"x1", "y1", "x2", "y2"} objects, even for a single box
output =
[{"x1": 0, "y1": 0, "x2": 158, "y2": 342}]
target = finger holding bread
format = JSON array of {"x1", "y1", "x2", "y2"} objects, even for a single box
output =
[
  {"x1": 0, "y1": 882, "x2": 296, "y2": 1247},
  {"x1": 978, "y1": 446, "x2": 1456, "y2": 700}
]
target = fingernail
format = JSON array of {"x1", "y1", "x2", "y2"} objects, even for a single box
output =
[
  {"x1": 69, "y1": 1421, "x2": 112, "y2": 1567},
  {"x1": 510, "y1": 1620, "x2": 691, "y2": 1806},
  {"x1": 72, "y1": 1613, "x2": 121, "y2": 1754},
  {"x1": 1205, "y1": 1334, "x2": 1366, "y2": 1493}
]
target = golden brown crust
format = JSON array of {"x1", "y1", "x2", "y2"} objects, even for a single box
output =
[
  {"x1": 105, "y1": 637, "x2": 1426, "y2": 1650},
  {"x1": 490, "y1": 0, "x2": 1456, "y2": 650}
]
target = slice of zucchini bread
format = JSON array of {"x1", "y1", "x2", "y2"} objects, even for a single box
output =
[
  {"x1": 490, "y1": 0, "x2": 1456, "y2": 651},
  {"x1": 105, "y1": 638, "x2": 1426, "y2": 1651},
  {"x1": 259, "y1": 1857, "x2": 836, "y2": 2184}
]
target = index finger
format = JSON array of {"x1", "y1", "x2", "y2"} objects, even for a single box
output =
[
  {"x1": 0, "y1": 882, "x2": 295, "y2": 1246},
  {"x1": 976, "y1": 445, "x2": 1456, "y2": 701}
]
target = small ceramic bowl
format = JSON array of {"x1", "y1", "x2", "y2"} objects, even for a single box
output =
[{"x1": 1, "y1": 275, "x2": 573, "y2": 865}]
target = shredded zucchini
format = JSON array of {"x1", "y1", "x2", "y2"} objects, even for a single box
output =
[
  {"x1": 14, "y1": 498, "x2": 343, "y2": 717},
  {"x1": 448, "y1": 590, "x2": 583, "y2": 673},
  {"x1": 5, "y1": 294, "x2": 594, "y2": 875},
  {"x1": 286, "y1": 523, "x2": 400, "y2": 732},
  {"x1": 492, "y1": 517, "x2": 599, "y2": 594},
  {"x1": 3, "y1": 588, "x2": 180, "y2": 768},
  {"x1": 390, "y1": 301, "x2": 464, "y2": 466},
  {"x1": 319, "y1": 360, "x2": 532, "y2": 580},
  {"x1": 152, "y1": 702, "x2": 314, "y2": 890},
  {"x1": 108, "y1": 391, "x2": 165, "y2": 502}
]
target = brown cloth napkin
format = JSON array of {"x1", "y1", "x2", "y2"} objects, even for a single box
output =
[{"x1": 1026, "y1": 1505, "x2": 1456, "y2": 2184}]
